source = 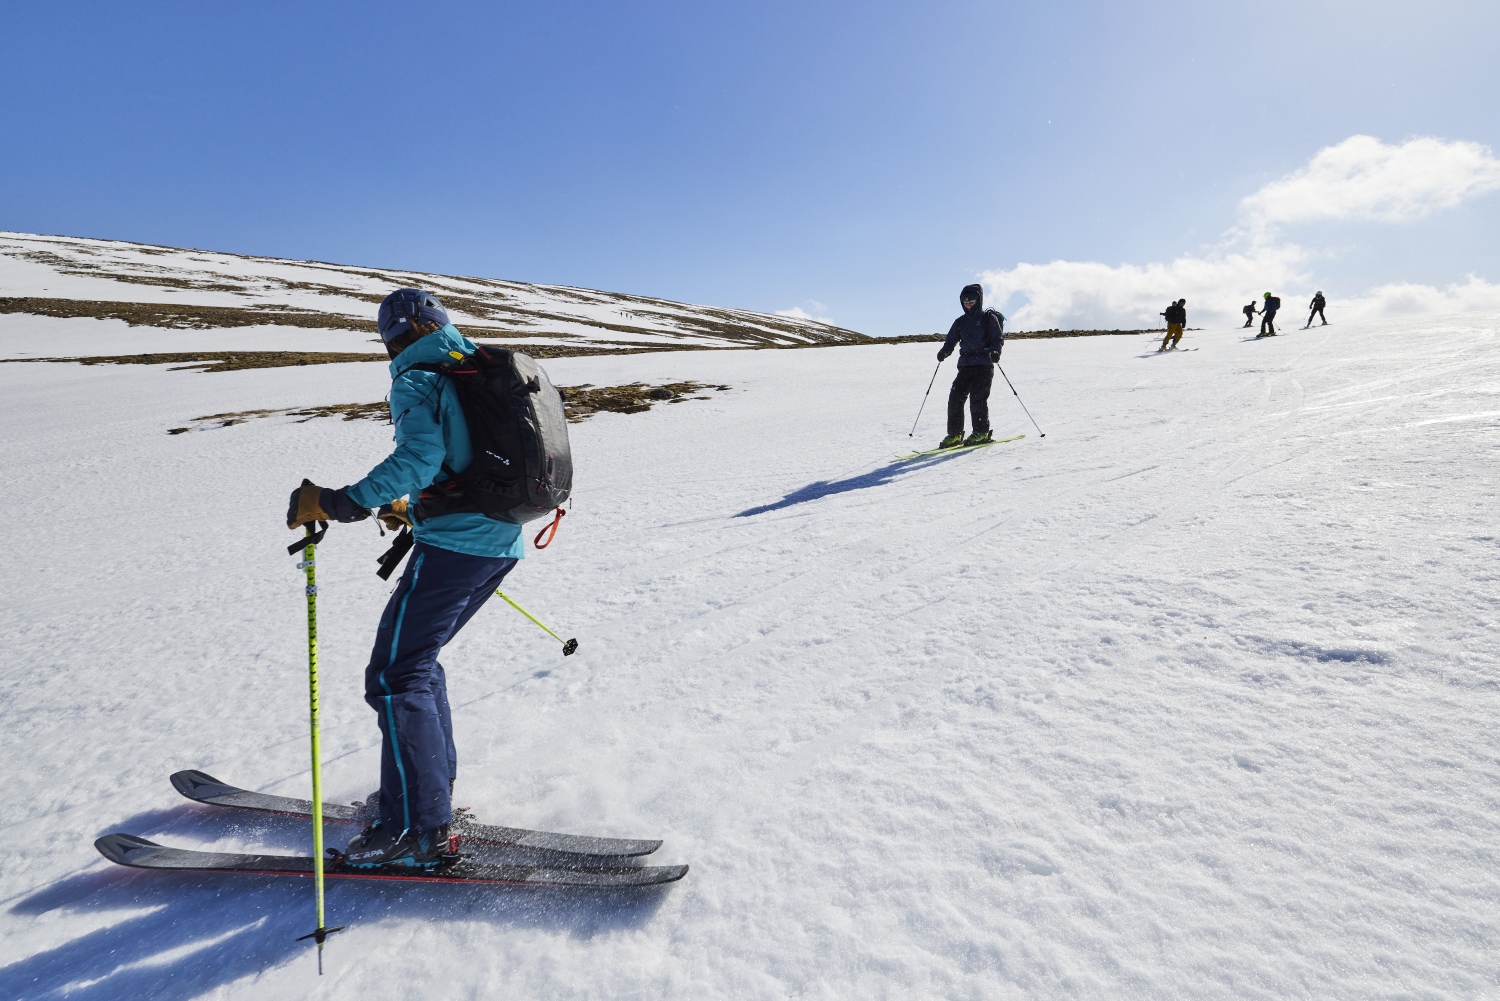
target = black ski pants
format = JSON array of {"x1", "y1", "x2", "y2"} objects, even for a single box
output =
[
  {"x1": 1307, "y1": 307, "x2": 1326, "y2": 325},
  {"x1": 947, "y1": 364, "x2": 993, "y2": 437},
  {"x1": 1260, "y1": 310, "x2": 1278, "y2": 335}
]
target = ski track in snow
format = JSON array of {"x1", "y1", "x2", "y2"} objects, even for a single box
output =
[{"x1": 1, "y1": 313, "x2": 1498, "y2": 998}]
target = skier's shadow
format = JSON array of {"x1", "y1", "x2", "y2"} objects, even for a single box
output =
[
  {"x1": 735, "y1": 452, "x2": 971, "y2": 518},
  {"x1": 1, "y1": 806, "x2": 676, "y2": 1000}
]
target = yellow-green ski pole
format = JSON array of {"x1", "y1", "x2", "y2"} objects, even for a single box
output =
[
  {"x1": 291, "y1": 521, "x2": 342, "y2": 972},
  {"x1": 495, "y1": 590, "x2": 578, "y2": 656}
]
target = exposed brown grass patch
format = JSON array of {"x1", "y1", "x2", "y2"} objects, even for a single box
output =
[
  {"x1": 560, "y1": 382, "x2": 731, "y2": 422},
  {"x1": 12, "y1": 351, "x2": 387, "y2": 372},
  {"x1": 0, "y1": 296, "x2": 375, "y2": 331},
  {"x1": 5, "y1": 343, "x2": 708, "y2": 373},
  {"x1": 167, "y1": 401, "x2": 391, "y2": 434},
  {"x1": 162, "y1": 382, "x2": 730, "y2": 434}
]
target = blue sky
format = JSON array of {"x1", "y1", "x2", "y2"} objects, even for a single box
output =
[{"x1": 4, "y1": 1, "x2": 1497, "y2": 334}]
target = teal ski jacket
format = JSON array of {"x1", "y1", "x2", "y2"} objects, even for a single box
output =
[{"x1": 344, "y1": 325, "x2": 525, "y2": 560}]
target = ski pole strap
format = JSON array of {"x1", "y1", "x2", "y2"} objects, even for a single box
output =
[
  {"x1": 533, "y1": 507, "x2": 565, "y2": 549},
  {"x1": 375, "y1": 527, "x2": 414, "y2": 580},
  {"x1": 288, "y1": 521, "x2": 328, "y2": 556}
]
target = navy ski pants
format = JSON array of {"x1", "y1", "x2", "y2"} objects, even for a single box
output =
[
  {"x1": 947, "y1": 365, "x2": 993, "y2": 437},
  {"x1": 364, "y1": 541, "x2": 516, "y2": 834}
]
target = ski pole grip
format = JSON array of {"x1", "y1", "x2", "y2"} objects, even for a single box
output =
[{"x1": 533, "y1": 507, "x2": 565, "y2": 549}]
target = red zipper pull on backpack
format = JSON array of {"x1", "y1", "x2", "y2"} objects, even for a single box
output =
[{"x1": 533, "y1": 507, "x2": 565, "y2": 549}]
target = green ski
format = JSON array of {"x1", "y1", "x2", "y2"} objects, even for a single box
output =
[{"x1": 897, "y1": 435, "x2": 1024, "y2": 461}]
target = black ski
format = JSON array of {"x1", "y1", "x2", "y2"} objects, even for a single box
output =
[
  {"x1": 170, "y1": 770, "x2": 661, "y2": 859},
  {"x1": 96, "y1": 834, "x2": 687, "y2": 888}
]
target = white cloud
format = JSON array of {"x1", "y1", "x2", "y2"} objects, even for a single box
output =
[
  {"x1": 775, "y1": 303, "x2": 835, "y2": 324},
  {"x1": 981, "y1": 135, "x2": 1500, "y2": 330},
  {"x1": 1340, "y1": 275, "x2": 1500, "y2": 319},
  {"x1": 1239, "y1": 135, "x2": 1500, "y2": 231},
  {"x1": 985, "y1": 244, "x2": 1307, "y2": 331}
]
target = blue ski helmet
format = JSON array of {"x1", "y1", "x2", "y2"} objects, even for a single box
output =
[{"x1": 377, "y1": 288, "x2": 450, "y2": 344}]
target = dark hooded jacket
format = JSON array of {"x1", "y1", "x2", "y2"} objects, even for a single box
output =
[{"x1": 940, "y1": 284, "x2": 1004, "y2": 368}]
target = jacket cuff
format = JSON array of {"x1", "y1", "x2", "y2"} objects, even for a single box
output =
[{"x1": 343, "y1": 480, "x2": 384, "y2": 510}]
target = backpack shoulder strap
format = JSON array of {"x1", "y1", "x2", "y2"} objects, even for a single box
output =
[
  {"x1": 395, "y1": 360, "x2": 462, "y2": 430},
  {"x1": 404, "y1": 345, "x2": 481, "y2": 377}
]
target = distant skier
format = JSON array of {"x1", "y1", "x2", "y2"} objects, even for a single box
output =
[
  {"x1": 1242, "y1": 301, "x2": 1259, "y2": 328},
  {"x1": 936, "y1": 283, "x2": 1004, "y2": 448},
  {"x1": 1305, "y1": 291, "x2": 1328, "y2": 328},
  {"x1": 1159, "y1": 299, "x2": 1187, "y2": 351},
  {"x1": 1257, "y1": 292, "x2": 1281, "y2": 337},
  {"x1": 287, "y1": 289, "x2": 526, "y2": 870}
]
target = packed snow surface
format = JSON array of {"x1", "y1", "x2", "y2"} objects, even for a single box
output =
[{"x1": 1, "y1": 314, "x2": 1497, "y2": 999}]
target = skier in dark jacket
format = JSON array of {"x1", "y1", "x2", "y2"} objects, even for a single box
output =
[
  {"x1": 1257, "y1": 293, "x2": 1281, "y2": 337},
  {"x1": 1158, "y1": 299, "x2": 1187, "y2": 351},
  {"x1": 1242, "y1": 301, "x2": 1258, "y2": 327},
  {"x1": 936, "y1": 283, "x2": 1004, "y2": 448},
  {"x1": 1305, "y1": 291, "x2": 1328, "y2": 328},
  {"x1": 287, "y1": 289, "x2": 524, "y2": 871}
]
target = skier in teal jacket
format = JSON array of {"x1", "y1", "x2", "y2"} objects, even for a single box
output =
[
  {"x1": 287, "y1": 289, "x2": 523, "y2": 869},
  {"x1": 343, "y1": 325, "x2": 524, "y2": 558}
]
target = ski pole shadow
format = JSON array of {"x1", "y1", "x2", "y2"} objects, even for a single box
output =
[
  {"x1": 3, "y1": 808, "x2": 677, "y2": 1001},
  {"x1": 734, "y1": 452, "x2": 971, "y2": 518}
]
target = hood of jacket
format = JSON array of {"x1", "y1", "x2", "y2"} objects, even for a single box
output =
[
  {"x1": 389, "y1": 324, "x2": 478, "y2": 378},
  {"x1": 960, "y1": 283, "x2": 984, "y2": 314}
]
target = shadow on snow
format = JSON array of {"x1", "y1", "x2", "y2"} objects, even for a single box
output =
[
  {"x1": 734, "y1": 451, "x2": 973, "y2": 518},
  {"x1": 2, "y1": 804, "x2": 674, "y2": 1000}
]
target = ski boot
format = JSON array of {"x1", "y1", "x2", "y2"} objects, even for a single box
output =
[
  {"x1": 356, "y1": 784, "x2": 470, "y2": 828},
  {"x1": 351, "y1": 790, "x2": 380, "y2": 824},
  {"x1": 964, "y1": 429, "x2": 993, "y2": 446},
  {"x1": 938, "y1": 434, "x2": 965, "y2": 449},
  {"x1": 342, "y1": 821, "x2": 456, "y2": 869}
]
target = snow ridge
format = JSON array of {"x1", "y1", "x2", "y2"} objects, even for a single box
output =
[{"x1": 0, "y1": 232, "x2": 870, "y2": 349}]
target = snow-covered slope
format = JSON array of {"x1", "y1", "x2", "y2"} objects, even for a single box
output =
[
  {"x1": 0, "y1": 232, "x2": 869, "y2": 349},
  {"x1": 1, "y1": 315, "x2": 1497, "y2": 998}
]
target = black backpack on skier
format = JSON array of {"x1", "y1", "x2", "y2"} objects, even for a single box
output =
[
  {"x1": 985, "y1": 308, "x2": 1005, "y2": 338},
  {"x1": 985, "y1": 308, "x2": 1005, "y2": 354},
  {"x1": 410, "y1": 347, "x2": 573, "y2": 525}
]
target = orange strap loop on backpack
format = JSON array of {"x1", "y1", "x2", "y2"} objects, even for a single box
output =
[{"x1": 533, "y1": 507, "x2": 565, "y2": 549}]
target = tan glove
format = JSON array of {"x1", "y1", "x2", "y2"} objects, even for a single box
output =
[
  {"x1": 378, "y1": 498, "x2": 414, "y2": 531},
  {"x1": 288, "y1": 479, "x2": 370, "y2": 528},
  {"x1": 287, "y1": 479, "x2": 330, "y2": 529}
]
